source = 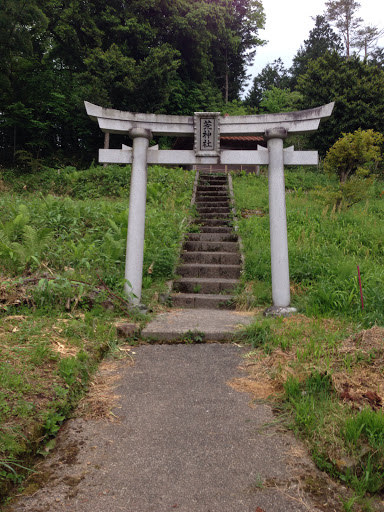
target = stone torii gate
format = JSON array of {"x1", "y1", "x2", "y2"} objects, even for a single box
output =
[{"x1": 85, "y1": 101, "x2": 334, "y2": 311}]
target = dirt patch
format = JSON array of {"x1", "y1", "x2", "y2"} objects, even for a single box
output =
[
  {"x1": 51, "y1": 339, "x2": 79, "y2": 357},
  {"x1": 236, "y1": 348, "x2": 297, "y2": 397},
  {"x1": 243, "y1": 461, "x2": 349, "y2": 511},
  {"x1": 75, "y1": 357, "x2": 133, "y2": 421},
  {"x1": 0, "y1": 180, "x2": 10, "y2": 192},
  {"x1": 228, "y1": 376, "x2": 276, "y2": 400},
  {"x1": 0, "y1": 279, "x2": 32, "y2": 309},
  {"x1": 333, "y1": 326, "x2": 384, "y2": 410},
  {"x1": 280, "y1": 313, "x2": 347, "y2": 338},
  {"x1": 237, "y1": 323, "x2": 384, "y2": 410},
  {"x1": 338, "y1": 326, "x2": 384, "y2": 356}
]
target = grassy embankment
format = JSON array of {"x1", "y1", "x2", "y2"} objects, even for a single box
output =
[
  {"x1": 232, "y1": 168, "x2": 384, "y2": 510},
  {"x1": 0, "y1": 164, "x2": 194, "y2": 501}
]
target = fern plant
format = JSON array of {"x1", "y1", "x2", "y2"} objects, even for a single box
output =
[
  {"x1": 0, "y1": 204, "x2": 30, "y2": 241},
  {"x1": 0, "y1": 225, "x2": 52, "y2": 271}
]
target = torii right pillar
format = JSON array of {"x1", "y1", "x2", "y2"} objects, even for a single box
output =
[{"x1": 264, "y1": 127, "x2": 295, "y2": 316}]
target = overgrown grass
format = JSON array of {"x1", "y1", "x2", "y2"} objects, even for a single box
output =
[
  {"x1": 0, "y1": 165, "x2": 194, "y2": 294},
  {"x1": 0, "y1": 312, "x2": 120, "y2": 499},
  {"x1": 233, "y1": 167, "x2": 384, "y2": 326},
  {"x1": 0, "y1": 164, "x2": 194, "y2": 501}
]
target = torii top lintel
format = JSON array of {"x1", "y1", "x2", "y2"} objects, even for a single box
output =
[{"x1": 84, "y1": 101, "x2": 334, "y2": 137}]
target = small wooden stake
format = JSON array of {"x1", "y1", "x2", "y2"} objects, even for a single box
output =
[{"x1": 357, "y1": 265, "x2": 364, "y2": 310}]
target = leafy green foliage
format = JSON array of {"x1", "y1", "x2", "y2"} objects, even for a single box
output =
[
  {"x1": 0, "y1": 165, "x2": 194, "y2": 298},
  {"x1": 0, "y1": 311, "x2": 121, "y2": 498},
  {"x1": 321, "y1": 129, "x2": 384, "y2": 209},
  {"x1": 284, "y1": 375, "x2": 384, "y2": 495},
  {"x1": 323, "y1": 129, "x2": 384, "y2": 183},
  {"x1": 259, "y1": 87, "x2": 303, "y2": 113}
]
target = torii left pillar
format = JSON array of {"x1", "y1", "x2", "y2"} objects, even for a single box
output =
[{"x1": 124, "y1": 127, "x2": 152, "y2": 304}]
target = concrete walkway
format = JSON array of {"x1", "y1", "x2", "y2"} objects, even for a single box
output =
[
  {"x1": 8, "y1": 344, "x2": 343, "y2": 512},
  {"x1": 142, "y1": 309, "x2": 255, "y2": 342}
]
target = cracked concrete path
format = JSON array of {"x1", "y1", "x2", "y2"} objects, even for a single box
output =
[{"x1": 7, "y1": 344, "x2": 343, "y2": 512}]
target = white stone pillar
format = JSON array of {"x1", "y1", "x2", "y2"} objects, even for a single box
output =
[
  {"x1": 265, "y1": 127, "x2": 291, "y2": 308},
  {"x1": 124, "y1": 127, "x2": 152, "y2": 304}
]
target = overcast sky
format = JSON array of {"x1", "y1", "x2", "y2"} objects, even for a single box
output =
[{"x1": 244, "y1": 0, "x2": 384, "y2": 92}]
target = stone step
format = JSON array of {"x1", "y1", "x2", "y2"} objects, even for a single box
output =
[
  {"x1": 196, "y1": 213, "x2": 231, "y2": 220},
  {"x1": 196, "y1": 199, "x2": 229, "y2": 204},
  {"x1": 199, "y1": 174, "x2": 227, "y2": 179},
  {"x1": 197, "y1": 182, "x2": 228, "y2": 193},
  {"x1": 171, "y1": 293, "x2": 235, "y2": 309},
  {"x1": 183, "y1": 241, "x2": 238, "y2": 253},
  {"x1": 173, "y1": 277, "x2": 239, "y2": 294},
  {"x1": 187, "y1": 232, "x2": 237, "y2": 242},
  {"x1": 141, "y1": 309, "x2": 254, "y2": 342},
  {"x1": 170, "y1": 172, "x2": 242, "y2": 311},
  {"x1": 197, "y1": 219, "x2": 232, "y2": 227},
  {"x1": 195, "y1": 191, "x2": 229, "y2": 200},
  {"x1": 196, "y1": 198, "x2": 229, "y2": 204},
  {"x1": 196, "y1": 207, "x2": 231, "y2": 214},
  {"x1": 180, "y1": 251, "x2": 241, "y2": 265},
  {"x1": 195, "y1": 201, "x2": 230, "y2": 208},
  {"x1": 177, "y1": 263, "x2": 241, "y2": 279},
  {"x1": 198, "y1": 179, "x2": 227, "y2": 186},
  {"x1": 198, "y1": 185, "x2": 228, "y2": 193},
  {"x1": 199, "y1": 226, "x2": 232, "y2": 233}
]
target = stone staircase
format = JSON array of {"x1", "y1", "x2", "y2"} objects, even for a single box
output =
[{"x1": 171, "y1": 172, "x2": 241, "y2": 309}]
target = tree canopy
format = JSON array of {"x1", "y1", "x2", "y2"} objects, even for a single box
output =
[
  {"x1": 290, "y1": 15, "x2": 343, "y2": 84},
  {"x1": 296, "y1": 52, "x2": 384, "y2": 154},
  {"x1": 245, "y1": 58, "x2": 290, "y2": 108},
  {"x1": 0, "y1": 0, "x2": 265, "y2": 166},
  {"x1": 324, "y1": 0, "x2": 362, "y2": 57},
  {"x1": 324, "y1": 0, "x2": 383, "y2": 59}
]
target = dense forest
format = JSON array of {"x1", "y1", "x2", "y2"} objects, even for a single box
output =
[
  {"x1": 0, "y1": 0, "x2": 383, "y2": 166},
  {"x1": 0, "y1": 0, "x2": 265, "y2": 165}
]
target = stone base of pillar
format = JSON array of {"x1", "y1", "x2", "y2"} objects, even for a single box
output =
[
  {"x1": 132, "y1": 303, "x2": 149, "y2": 315},
  {"x1": 263, "y1": 306, "x2": 297, "y2": 318}
]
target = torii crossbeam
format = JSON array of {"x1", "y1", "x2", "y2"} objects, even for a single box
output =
[{"x1": 85, "y1": 101, "x2": 334, "y2": 313}]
